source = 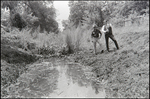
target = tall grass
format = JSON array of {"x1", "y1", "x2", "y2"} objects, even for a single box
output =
[
  {"x1": 112, "y1": 14, "x2": 149, "y2": 35},
  {"x1": 1, "y1": 27, "x2": 64, "y2": 56},
  {"x1": 2, "y1": 14, "x2": 148, "y2": 56},
  {"x1": 62, "y1": 24, "x2": 95, "y2": 54}
]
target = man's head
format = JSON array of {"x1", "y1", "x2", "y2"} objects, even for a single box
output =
[
  {"x1": 103, "y1": 20, "x2": 108, "y2": 25},
  {"x1": 106, "y1": 23, "x2": 112, "y2": 29},
  {"x1": 93, "y1": 24, "x2": 97, "y2": 28},
  {"x1": 93, "y1": 24, "x2": 98, "y2": 30}
]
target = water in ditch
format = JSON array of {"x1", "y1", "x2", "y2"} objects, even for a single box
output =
[{"x1": 7, "y1": 58, "x2": 106, "y2": 98}]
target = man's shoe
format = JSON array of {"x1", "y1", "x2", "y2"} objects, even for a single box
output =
[{"x1": 101, "y1": 50, "x2": 104, "y2": 53}]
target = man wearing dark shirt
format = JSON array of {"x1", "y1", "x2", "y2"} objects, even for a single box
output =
[{"x1": 91, "y1": 25, "x2": 102, "y2": 54}]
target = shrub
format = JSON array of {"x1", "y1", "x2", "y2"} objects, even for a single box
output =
[
  {"x1": 11, "y1": 13, "x2": 26, "y2": 31},
  {"x1": 62, "y1": 25, "x2": 85, "y2": 54},
  {"x1": 1, "y1": 27, "x2": 61, "y2": 56},
  {"x1": 60, "y1": 23, "x2": 97, "y2": 54}
]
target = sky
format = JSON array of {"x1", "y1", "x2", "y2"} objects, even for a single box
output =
[{"x1": 53, "y1": 1, "x2": 70, "y2": 31}]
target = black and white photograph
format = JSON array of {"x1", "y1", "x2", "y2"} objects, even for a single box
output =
[{"x1": 1, "y1": 0, "x2": 149, "y2": 98}]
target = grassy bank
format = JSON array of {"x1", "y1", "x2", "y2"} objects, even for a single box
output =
[
  {"x1": 67, "y1": 21, "x2": 149, "y2": 98},
  {"x1": 1, "y1": 28, "x2": 62, "y2": 97}
]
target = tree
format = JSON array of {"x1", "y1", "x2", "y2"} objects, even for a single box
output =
[
  {"x1": 1, "y1": 1, "x2": 59, "y2": 33},
  {"x1": 69, "y1": 1, "x2": 88, "y2": 27},
  {"x1": 68, "y1": 1, "x2": 104, "y2": 28},
  {"x1": 1, "y1": 1, "x2": 24, "y2": 30},
  {"x1": 86, "y1": 1, "x2": 104, "y2": 27},
  {"x1": 119, "y1": 1, "x2": 149, "y2": 17},
  {"x1": 62, "y1": 20, "x2": 69, "y2": 30},
  {"x1": 24, "y1": 1, "x2": 58, "y2": 33}
]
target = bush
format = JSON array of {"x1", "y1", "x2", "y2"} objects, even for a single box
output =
[
  {"x1": 11, "y1": 13, "x2": 27, "y2": 31},
  {"x1": 1, "y1": 27, "x2": 59, "y2": 56},
  {"x1": 62, "y1": 25, "x2": 85, "y2": 54}
]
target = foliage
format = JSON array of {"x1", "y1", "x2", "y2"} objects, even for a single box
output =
[
  {"x1": 62, "y1": 20, "x2": 70, "y2": 30},
  {"x1": 70, "y1": 18, "x2": 149, "y2": 98},
  {"x1": 61, "y1": 22, "x2": 95, "y2": 54},
  {"x1": 1, "y1": 1, "x2": 149, "y2": 98},
  {"x1": 11, "y1": 13, "x2": 27, "y2": 31},
  {"x1": 68, "y1": 1, "x2": 104, "y2": 27},
  {"x1": 68, "y1": 1, "x2": 149, "y2": 28},
  {"x1": 1, "y1": 1, "x2": 18, "y2": 10},
  {"x1": 1, "y1": 26, "x2": 65, "y2": 58},
  {"x1": 1, "y1": 1, "x2": 59, "y2": 33},
  {"x1": 1, "y1": 60, "x2": 27, "y2": 97},
  {"x1": 26, "y1": 1, "x2": 59, "y2": 33},
  {"x1": 120, "y1": 1, "x2": 149, "y2": 17}
]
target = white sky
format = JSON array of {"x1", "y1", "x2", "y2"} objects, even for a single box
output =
[{"x1": 53, "y1": 1, "x2": 70, "y2": 31}]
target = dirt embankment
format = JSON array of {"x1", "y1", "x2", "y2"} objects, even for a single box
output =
[{"x1": 68, "y1": 30, "x2": 149, "y2": 98}]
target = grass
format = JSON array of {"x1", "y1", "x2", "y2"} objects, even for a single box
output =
[
  {"x1": 69, "y1": 16, "x2": 149, "y2": 98},
  {"x1": 1, "y1": 59, "x2": 29, "y2": 97},
  {"x1": 1, "y1": 27, "x2": 63, "y2": 97},
  {"x1": 62, "y1": 26, "x2": 84, "y2": 54},
  {"x1": 1, "y1": 27, "x2": 66, "y2": 56},
  {"x1": 1, "y1": 22, "x2": 97, "y2": 97},
  {"x1": 1, "y1": 13, "x2": 149, "y2": 98},
  {"x1": 3, "y1": 62, "x2": 59, "y2": 98},
  {"x1": 61, "y1": 24, "x2": 99, "y2": 54}
]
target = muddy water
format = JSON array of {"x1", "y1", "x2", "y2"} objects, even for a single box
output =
[
  {"x1": 41, "y1": 58, "x2": 106, "y2": 98},
  {"x1": 7, "y1": 58, "x2": 106, "y2": 98}
]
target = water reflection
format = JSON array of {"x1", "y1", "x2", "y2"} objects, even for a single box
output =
[
  {"x1": 66, "y1": 63, "x2": 90, "y2": 87},
  {"x1": 7, "y1": 62, "x2": 59, "y2": 98},
  {"x1": 44, "y1": 59, "x2": 106, "y2": 98},
  {"x1": 7, "y1": 58, "x2": 106, "y2": 98}
]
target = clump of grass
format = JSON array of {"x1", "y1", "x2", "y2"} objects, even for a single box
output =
[
  {"x1": 61, "y1": 24, "x2": 98, "y2": 54},
  {"x1": 62, "y1": 25, "x2": 87, "y2": 54},
  {"x1": 2, "y1": 27, "x2": 62, "y2": 56}
]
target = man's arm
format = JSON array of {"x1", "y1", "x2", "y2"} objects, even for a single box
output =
[{"x1": 98, "y1": 32, "x2": 102, "y2": 39}]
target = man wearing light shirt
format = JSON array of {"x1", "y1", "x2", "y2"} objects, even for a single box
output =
[{"x1": 101, "y1": 21, "x2": 119, "y2": 52}]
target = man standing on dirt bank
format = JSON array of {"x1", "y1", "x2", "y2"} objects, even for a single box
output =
[
  {"x1": 101, "y1": 21, "x2": 119, "y2": 52},
  {"x1": 91, "y1": 24, "x2": 102, "y2": 54}
]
